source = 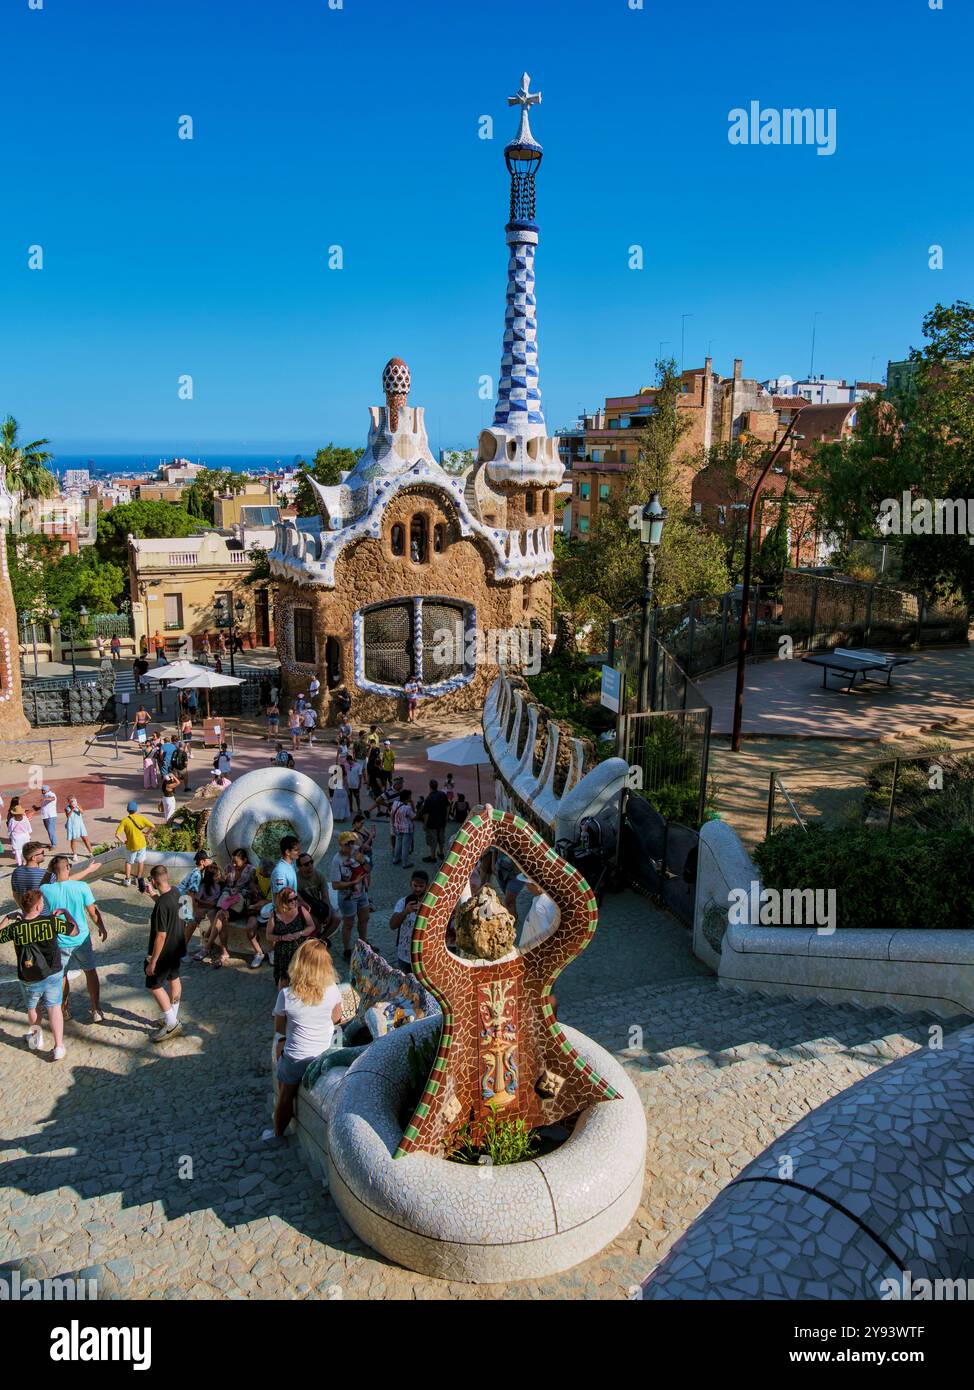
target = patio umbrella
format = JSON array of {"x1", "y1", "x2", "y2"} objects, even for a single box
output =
[
  {"x1": 141, "y1": 661, "x2": 208, "y2": 683},
  {"x1": 426, "y1": 732, "x2": 490, "y2": 801},
  {"x1": 170, "y1": 668, "x2": 244, "y2": 718}
]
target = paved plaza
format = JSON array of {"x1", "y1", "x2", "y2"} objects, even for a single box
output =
[{"x1": 2, "y1": 724, "x2": 967, "y2": 1299}]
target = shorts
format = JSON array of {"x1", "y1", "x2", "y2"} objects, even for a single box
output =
[
  {"x1": 145, "y1": 954, "x2": 182, "y2": 991},
  {"x1": 127, "y1": 848, "x2": 147, "y2": 866},
  {"x1": 338, "y1": 889, "x2": 369, "y2": 918},
  {"x1": 21, "y1": 970, "x2": 65, "y2": 1010},
  {"x1": 275, "y1": 1052, "x2": 313, "y2": 1086},
  {"x1": 60, "y1": 936, "x2": 96, "y2": 972}
]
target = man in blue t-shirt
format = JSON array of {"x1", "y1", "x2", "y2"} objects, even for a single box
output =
[
  {"x1": 41, "y1": 855, "x2": 108, "y2": 1023},
  {"x1": 11, "y1": 841, "x2": 49, "y2": 907},
  {"x1": 270, "y1": 835, "x2": 301, "y2": 898},
  {"x1": 159, "y1": 735, "x2": 178, "y2": 775}
]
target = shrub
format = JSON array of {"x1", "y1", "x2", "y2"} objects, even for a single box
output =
[
  {"x1": 450, "y1": 1113, "x2": 540, "y2": 1166},
  {"x1": 754, "y1": 824, "x2": 974, "y2": 929}
]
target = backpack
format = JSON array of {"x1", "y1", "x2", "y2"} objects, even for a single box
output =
[{"x1": 172, "y1": 747, "x2": 188, "y2": 772}]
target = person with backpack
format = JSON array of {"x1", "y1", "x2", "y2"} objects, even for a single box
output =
[{"x1": 0, "y1": 889, "x2": 78, "y2": 1061}]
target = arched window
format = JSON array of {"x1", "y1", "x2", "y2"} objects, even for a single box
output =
[
  {"x1": 292, "y1": 608, "x2": 316, "y2": 665},
  {"x1": 433, "y1": 522, "x2": 446, "y2": 554},
  {"x1": 542, "y1": 490, "x2": 550, "y2": 514},
  {"x1": 324, "y1": 636, "x2": 341, "y2": 688},
  {"x1": 391, "y1": 524, "x2": 405, "y2": 557},
  {"x1": 358, "y1": 599, "x2": 474, "y2": 693},
  {"x1": 525, "y1": 490, "x2": 536, "y2": 516},
  {"x1": 362, "y1": 603, "x2": 414, "y2": 687},
  {"x1": 410, "y1": 514, "x2": 428, "y2": 563}
]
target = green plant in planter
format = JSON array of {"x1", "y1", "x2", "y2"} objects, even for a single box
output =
[
  {"x1": 401, "y1": 1029, "x2": 442, "y2": 1119},
  {"x1": 450, "y1": 1112, "x2": 540, "y2": 1166}
]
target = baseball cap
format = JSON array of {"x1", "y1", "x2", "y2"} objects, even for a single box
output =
[
  {"x1": 339, "y1": 832, "x2": 358, "y2": 846},
  {"x1": 127, "y1": 800, "x2": 138, "y2": 812}
]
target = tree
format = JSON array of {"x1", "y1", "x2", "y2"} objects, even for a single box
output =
[
  {"x1": 441, "y1": 449, "x2": 475, "y2": 475},
  {"x1": 242, "y1": 544, "x2": 271, "y2": 586},
  {"x1": 94, "y1": 500, "x2": 204, "y2": 572},
  {"x1": 755, "y1": 478, "x2": 791, "y2": 590},
  {"x1": 573, "y1": 359, "x2": 731, "y2": 613},
  {"x1": 294, "y1": 444, "x2": 360, "y2": 516},
  {"x1": 182, "y1": 468, "x2": 246, "y2": 524},
  {"x1": 0, "y1": 416, "x2": 58, "y2": 498},
  {"x1": 8, "y1": 534, "x2": 126, "y2": 618}
]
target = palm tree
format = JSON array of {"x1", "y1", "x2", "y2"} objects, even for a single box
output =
[{"x1": 0, "y1": 416, "x2": 58, "y2": 498}]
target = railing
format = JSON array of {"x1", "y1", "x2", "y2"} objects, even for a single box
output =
[{"x1": 766, "y1": 773, "x2": 808, "y2": 836}]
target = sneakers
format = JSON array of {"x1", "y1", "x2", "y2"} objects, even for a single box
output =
[
  {"x1": 25, "y1": 1025, "x2": 42, "y2": 1051},
  {"x1": 260, "y1": 1128, "x2": 286, "y2": 1143},
  {"x1": 91, "y1": 1010, "x2": 106, "y2": 1024},
  {"x1": 267, "y1": 950, "x2": 275, "y2": 966},
  {"x1": 249, "y1": 952, "x2": 265, "y2": 969},
  {"x1": 152, "y1": 1021, "x2": 182, "y2": 1043},
  {"x1": 52, "y1": 1045, "x2": 66, "y2": 1061}
]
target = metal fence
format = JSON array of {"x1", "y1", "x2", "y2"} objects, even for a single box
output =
[{"x1": 22, "y1": 670, "x2": 117, "y2": 727}]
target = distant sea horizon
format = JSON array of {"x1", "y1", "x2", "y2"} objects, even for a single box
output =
[{"x1": 52, "y1": 452, "x2": 321, "y2": 479}]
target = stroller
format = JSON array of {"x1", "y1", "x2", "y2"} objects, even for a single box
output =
[{"x1": 556, "y1": 813, "x2": 618, "y2": 904}]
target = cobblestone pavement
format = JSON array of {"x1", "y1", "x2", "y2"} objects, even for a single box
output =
[{"x1": 1, "y1": 826, "x2": 968, "y2": 1301}]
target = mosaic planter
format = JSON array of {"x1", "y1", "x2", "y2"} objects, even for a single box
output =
[{"x1": 298, "y1": 1014, "x2": 646, "y2": 1283}]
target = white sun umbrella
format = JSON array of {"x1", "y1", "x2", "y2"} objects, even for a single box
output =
[
  {"x1": 426, "y1": 732, "x2": 490, "y2": 801},
  {"x1": 170, "y1": 668, "x2": 244, "y2": 717},
  {"x1": 141, "y1": 660, "x2": 208, "y2": 683}
]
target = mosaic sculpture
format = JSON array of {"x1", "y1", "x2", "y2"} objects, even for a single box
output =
[{"x1": 396, "y1": 805, "x2": 620, "y2": 1157}]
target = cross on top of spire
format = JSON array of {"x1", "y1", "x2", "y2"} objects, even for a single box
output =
[{"x1": 507, "y1": 72, "x2": 541, "y2": 149}]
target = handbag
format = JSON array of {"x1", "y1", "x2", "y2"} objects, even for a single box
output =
[{"x1": 217, "y1": 891, "x2": 243, "y2": 912}]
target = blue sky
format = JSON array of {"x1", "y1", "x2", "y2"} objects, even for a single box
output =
[{"x1": 2, "y1": 0, "x2": 971, "y2": 457}]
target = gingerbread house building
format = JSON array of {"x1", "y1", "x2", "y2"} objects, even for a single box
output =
[{"x1": 269, "y1": 75, "x2": 563, "y2": 722}]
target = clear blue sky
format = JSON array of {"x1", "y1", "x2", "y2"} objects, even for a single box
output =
[{"x1": 2, "y1": 0, "x2": 971, "y2": 457}]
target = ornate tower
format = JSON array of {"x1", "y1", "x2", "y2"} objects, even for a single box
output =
[{"x1": 475, "y1": 74, "x2": 562, "y2": 534}]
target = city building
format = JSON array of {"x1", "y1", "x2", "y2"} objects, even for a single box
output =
[
  {"x1": 160, "y1": 458, "x2": 202, "y2": 484},
  {"x1": 212, "y1": 480, "x2": 282, "y2": 529},
  {"x1": 267, "y1": 73, "x2": 561, "y2": 720},
  {"x1": 62, "y1": 468, "x2": 91, "y2": 492},
  {"x1": 763, "y1": 375, "x2": 883, "y2": 404},
  {"x1": 128, "y1": 527, "x2": 275, "y2": 655}
]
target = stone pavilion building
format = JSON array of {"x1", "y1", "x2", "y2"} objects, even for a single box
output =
[{"x1": 268, "y1": 75, "x2": 563, "y2": 722}]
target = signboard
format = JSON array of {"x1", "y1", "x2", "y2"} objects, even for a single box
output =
[{"x1": 600, "y1": 664, "x2": 622, "y2": 714}]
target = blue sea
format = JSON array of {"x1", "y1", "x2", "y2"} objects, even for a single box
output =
[{"x1": 53, "y1": 453, "x2": 318, "y2": 479}]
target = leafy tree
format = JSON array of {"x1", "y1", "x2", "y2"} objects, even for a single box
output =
[
  {"x1": 0, "y1": 416, "x2": 58, "y2": 498},
  {"x1": 294, "y1": 444, "x2": 360, "y2": 515},
  {"x1": 567, "y1": 359, "x2": 731, "y2": 613},
  {"x1": 94, "y1": 500, "x2": 204, "y2": 572},
  {"x1": 8, "y1": 534, "x2": 125, "y2": 618},
  {"x1": 441, "y1": 449, "x2": 475, "y2": 475},
  {"x1": 755, "y1": 478, "x2": 791, "y2": 589},
  {"x1": 242, "y1": 544, "x2": 271, "y2": 587},
  {"x1": 182, "y1": 468, "x2": 246, "y2": 523}
]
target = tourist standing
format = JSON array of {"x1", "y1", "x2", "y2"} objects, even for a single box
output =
[
  {"x1": 0, "y1": 890, "x2": 77, "y2": 1061},
  {"x1": 153, "y1": 631, "x2": 165, "y2": 664},
  {"x1": 302, "y1": 705, "x2": 317, "y2": 746},
  {"x1": 143, "y1": 746, "x2": 159, "y2": 789},
  {"x1": 64, "y1": 796, "x2": 94, "y2": 860},
  {"x1": 33, "y1": 786, "x2": 58, "y2": 848},
  {"x1": 7, "y1": 798, "x2": 33, "y2": 866},
  {"x1": 109, "y1": 634, "x2": 122, "y2": 662},
  {"x1": 42, "y1": 855, "x2": 107, "y2": 1023},
  {"x1": 288, "y1": 707, "x2": 302, "y2": 752},
  {"x1": 345, "y1": 756, "x2": 363, "y2": 815},
  {"x1": 199, "y1": 635, "x2": 211, "y2": 666},
  {"x1": 115, "y1": 800, "x2": 154, "y2": 889},
  {"x1": 143, "y1": 865, "x2": 186, "y2": 1042},
  {"x1": 404, "y1": 676, "x2": 422, "y2": 722},
  {"x1": 160, "y1": 766, "x2": 181, "y2": 822},
  {"x1": 329, "y1": 832, "x2": 370, "y2": 962},
  {"x1": 11, "y1": 842, "x2": 48, "y2": 908},
  {"x1": 336, "y1": 686, "x2": 352, "y2": 721},
  {"x1": 365, "y1": 745, "x2": 384, "y2": 805},
  {"x1": 264, "y1": 888, "x2": 317, "y2": 987},
  {"x1": 131, "y1": 704, "x2": 151, "y2": 743},
  {"x1": 266, "y1": 698, "x2": 280, "y2": 739},
  {"x1": 263, "y1": 938, "x2": 343, "y2": 1142},
  {"x1": 296, "y1": 853, "x2": 335, "y2": 937},
  {"x1": 308, "y1": 674, "x2": 321, "y2": 707},
  {"x1": 389, "y1": 870, "x2": 429, "y2": 974},
  {"x1": 421, "y1": 778, "x2": 449, "y2": 863},
  {"x1": 380, "y1": 740, "x2": 395, "y2": 787},
  {"x1": 391, "y1": 789, "x2": 416, "y2": 867}
]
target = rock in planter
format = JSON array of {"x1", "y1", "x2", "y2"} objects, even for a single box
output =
[{"x1": 454, "y1": 886, "x2": 516, "y2": 961}]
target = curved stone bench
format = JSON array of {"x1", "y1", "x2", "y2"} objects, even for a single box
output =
[
  {"x1": 641, "y1": 1021, "x2": 974, "y2": 1299},
  {"x1": 297, "y1": 1015, "x2": 646, "y2": 1283},
  {"x1": 207, "y1": 767, "x2": 334, "y2": 869}
]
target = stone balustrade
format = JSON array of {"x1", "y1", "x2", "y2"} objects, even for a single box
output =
[{"x1": 483, "y1": 666, "x2": 628, "y2": 845}]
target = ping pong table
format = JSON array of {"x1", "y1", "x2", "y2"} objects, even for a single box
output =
[{"x1": 801, "y1": 647, "x2": 916, "y2": 693}]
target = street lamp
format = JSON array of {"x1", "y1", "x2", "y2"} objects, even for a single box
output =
[
  {"x1": 730, "y1": 410, "x2": 805, "y2": 752},
  {"x1": 215, "y1": 595, "x2": 247, "y2": 676},
  {"x1": 19, "y1": 609, "x2": 40, "y2": 677},
  {"x1": 637, "y1": 493, "x2": 667, "y2": 715}
]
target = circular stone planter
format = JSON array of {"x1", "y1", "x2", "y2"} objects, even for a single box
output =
[
  {"x1": 206, "y1": 767, "x2": 334, "y2": 868},
  {"x1": 315, "y1": 1014, "x2": 646, "y2": 1283}
]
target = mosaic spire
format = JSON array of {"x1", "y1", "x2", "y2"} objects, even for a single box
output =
[{"x1": 493, "y1": 73, "x2": 545, "y2": 436}]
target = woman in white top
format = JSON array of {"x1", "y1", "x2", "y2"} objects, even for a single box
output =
[{"x1": 264, "y1": 938, "x2": 343, "y2": 1141}]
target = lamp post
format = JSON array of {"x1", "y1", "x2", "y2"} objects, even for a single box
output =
[
  {"x1": 19, "y1": 610, "x2": 40, "y2": 677},
  {"x1": 636, "y1": 493, "x2": 667, "y2": 715},
  {"x1": 215, "y1": 595, "x2": 247, "y2": 676},
  {"x1": 730, "y1": 410, "x2": 805, "y2": 752}
]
